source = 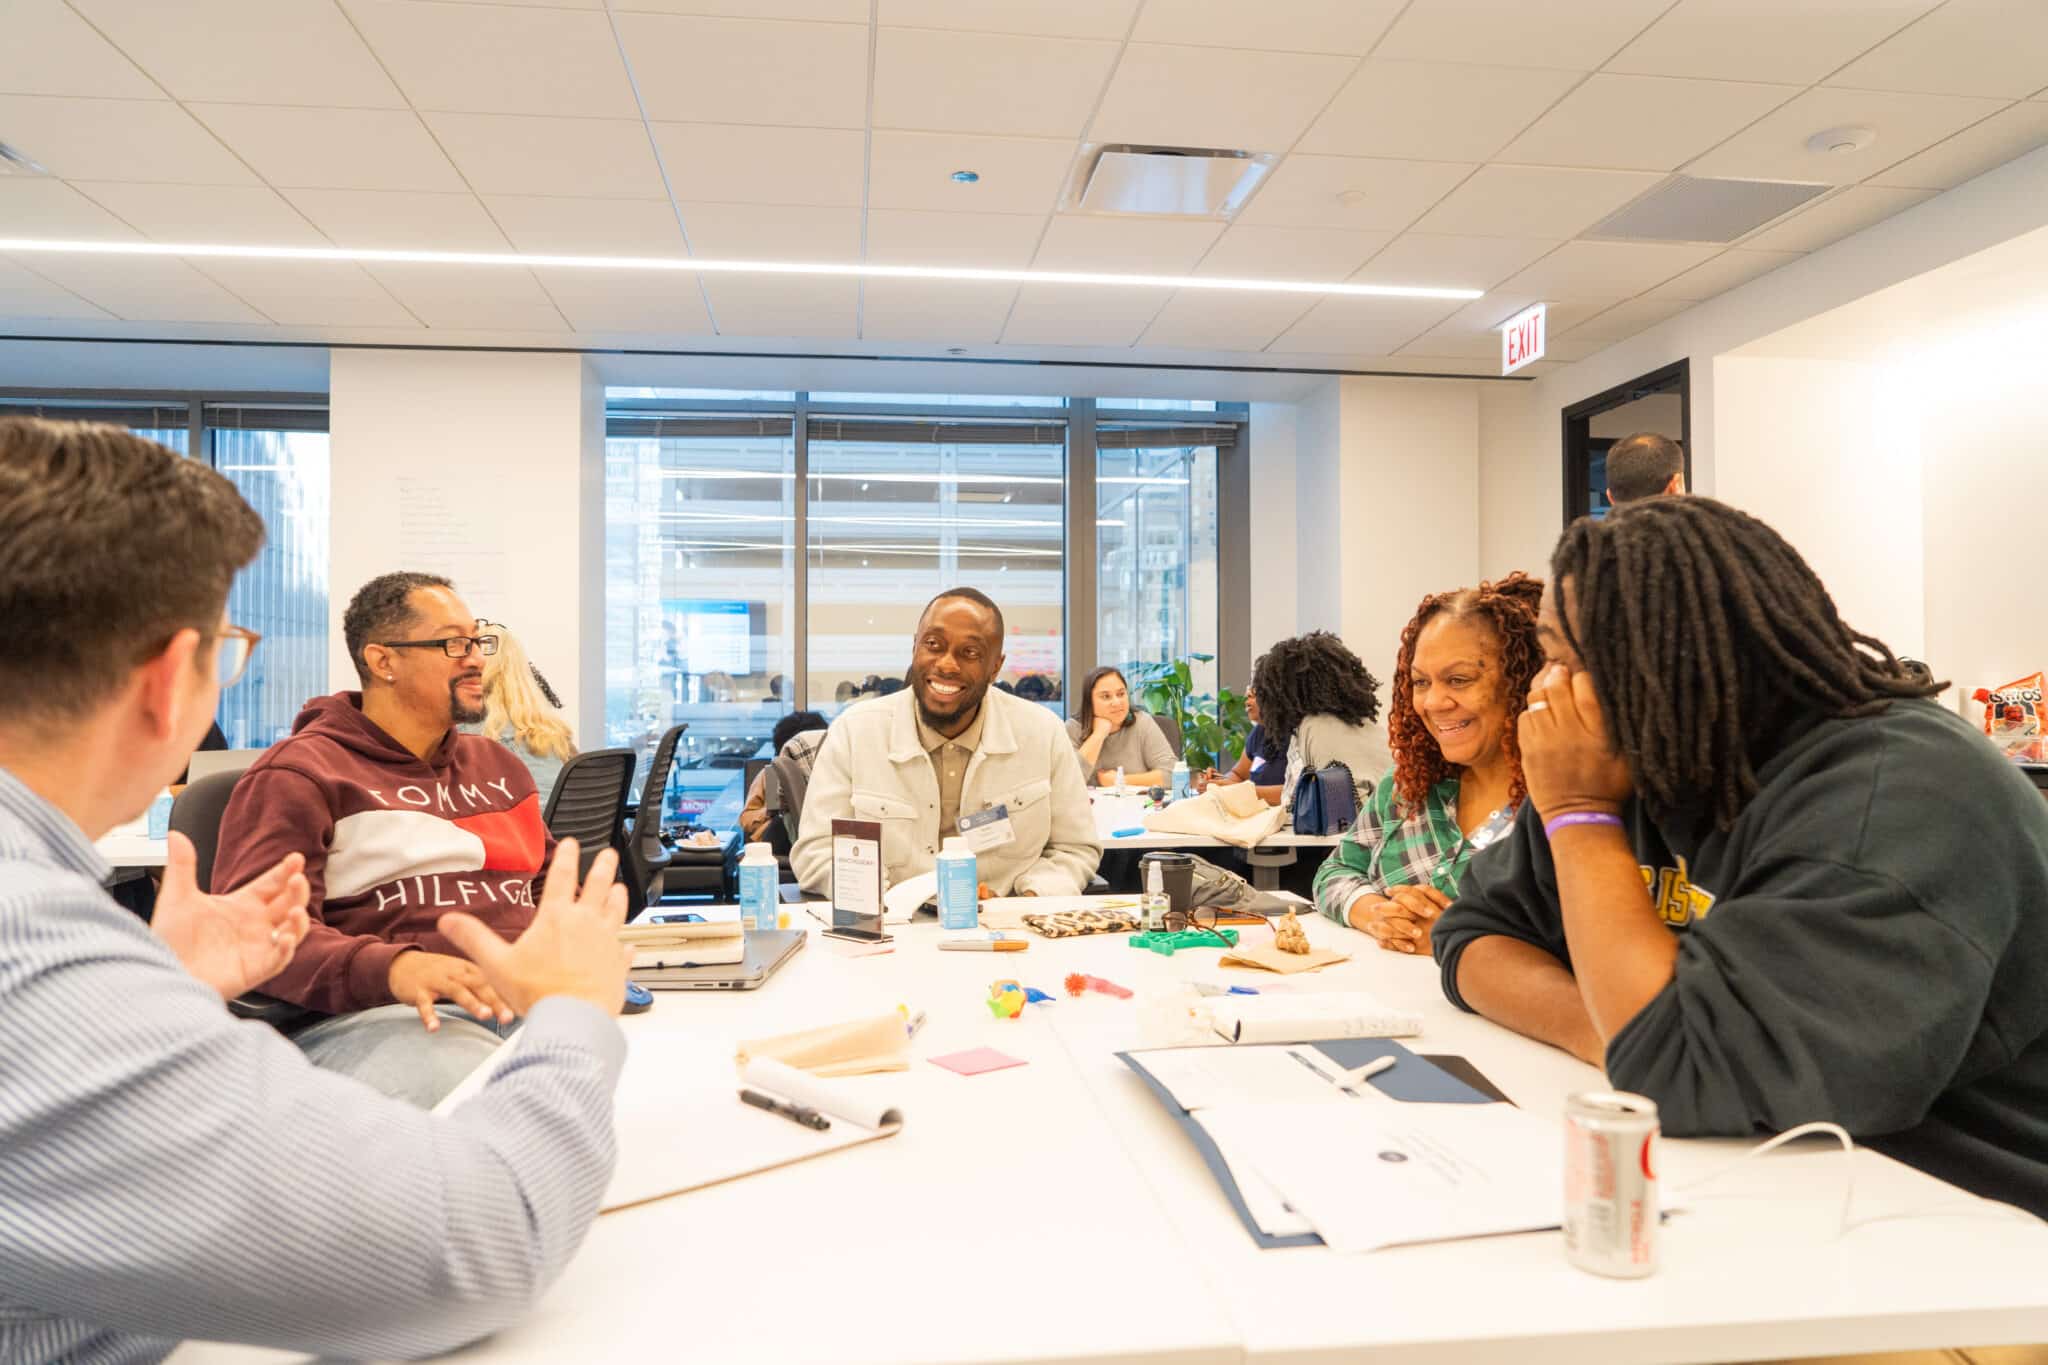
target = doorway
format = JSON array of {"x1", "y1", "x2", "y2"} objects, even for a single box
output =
[{"x1": 1560, "y1": 359, "x2": 1690, "y2": 524}]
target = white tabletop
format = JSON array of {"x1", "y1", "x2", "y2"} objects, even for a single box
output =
[
  {"x1": 96, "y1": 831, "x2": 168, "y2": 869},
  {"x1": 171, "y1": 907, "x2": 2048, "y2": 1365}
]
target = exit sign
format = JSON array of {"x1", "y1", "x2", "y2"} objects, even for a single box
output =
[{"x1": 1501, "y1": 303, "x2": 1547, "y2": 375}]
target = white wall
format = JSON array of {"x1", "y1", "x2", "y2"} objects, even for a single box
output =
[
  {"x1": 1246, "y1": 401, "x2": 1299, "y2": 665},
  {"x1": 1294, "y1": 380, "x2": 1344, "y2": 636},
  {"x1": 1478, "y1": 381, "x2": 1552, "y2": 582},
  {"x1": 328, "y1": 350, "x2": 604, "y2": 743}
]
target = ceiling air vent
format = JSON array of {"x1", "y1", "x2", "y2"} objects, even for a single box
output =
[
  {"x1": 1586, "y1": 175, "x2": 1830, "y2": 245},
  {"x1": 1063, "y1": 144, "x2": 1277, "y2": 219}
]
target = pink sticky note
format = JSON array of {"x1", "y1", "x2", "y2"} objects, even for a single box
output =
[{"x1": 929, "y1": 1047, "x2": 1027, "y2": 1077}]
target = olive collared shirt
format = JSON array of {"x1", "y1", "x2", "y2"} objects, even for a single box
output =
[{"x1": 913, "y1": 701, "x2": 988, "y2": 840}]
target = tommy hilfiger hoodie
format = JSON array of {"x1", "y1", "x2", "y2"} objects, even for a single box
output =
[{"x1": 211, "y1": 692, "x2": 553, "y2": 1015}]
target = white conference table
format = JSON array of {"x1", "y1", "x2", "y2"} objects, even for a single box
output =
[
  {"x1": 172, "y1": 907, "x2": 2048, "y2": 1365},
  {"x1": 1091, "y1": 792, "x2": 1339, "y2": 890},
  {"x1": 96, "y1": 831, "x2": 168, "y2": 869}
]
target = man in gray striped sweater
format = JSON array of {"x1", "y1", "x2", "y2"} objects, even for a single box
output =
[{"x1": 0, "y1": 416, "x2": 632, "y2": 1363}]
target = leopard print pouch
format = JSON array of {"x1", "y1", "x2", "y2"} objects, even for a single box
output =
[{"x1": 1020, "y1": 907, "x2": 1140, "y2": 938}]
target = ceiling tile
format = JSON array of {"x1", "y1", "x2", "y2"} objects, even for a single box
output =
[
  {"x1": 618, "y1": 0, "x2": 866, "y2": 17},
  {"x1": 1236, "y1": 154, "x2": 1474, "y2": 231},
  {"x1": 1031, "y1": 215, "x2": 1224, "y2": 272},
  {"x1": 0, "y1": 96, "x2": 253, "y2": 184},
  {"x1": 867, "y1": 131, "x2": 1075, "y2": 213},
  {"x1": 1684, "y1": 87, "x2": 2008, "y2": 185},
  {"x1": 702, "y1": 275, "x2": 859, "y2": 338},
  {"x1": 651, "y1": 124, "x2": 866, "y2": 206},
  {"x1": 0, "y1": 0, "x2": 159, "y2": 99},
  {"x1": 1410, "y1": 165, "x2": 1663, "y2": 237},
  {"x1": 1500, "y1": 75, "x2": 1798, "y2": 171},
  {"x1": 1736, "y1": 184, "x2": 1937, "y2": 252},
  {"x1": 880, "y1": 0, "x2": 1139, "y2": 40},
  {"x1": 0, "y1": 180, "x2": 142, "y2": 240},
  {"x1": 284, "y1": 189, "x2": 511, "y2": 250},
  {"x1": 1195, "y1": 225, "x2": 1393, "y2": 282},
  {"x1": 1375, "y1": 0, "x2": 1671, "y2": 70},
  {"x1": 1137, "y1": 291, "x2": 1318, "y2": 350},
  {"x1": 191, "y1": 105, "x2": 464, "y2": 191},
  {"x1": 874, "y1": 29, "x2": 1120, "y2": 137},
  {"x1": 1131, "y1": 0, "x2": 1402, "y2": 54},
  {"x1": 864, "y1": 209, "x2": 1046, "y2": 268},
  {"x1": 1830, "y1": 0, "x2": 2048, "y2": 99},
  {"x1": 1499, "y1": 240, "x2": 1720, "y2": 301},
  {"x1": 1559, "y1": 295, "x2": 1694, "y2": 344},
  {"x1": 532, "y1": 268, "x2": 713, "y2": 332},
  {"x1": 1867, "y1": 101, "x2": 2048, "y2": 189},
  {"x1": 1266, "y1": 293, "x2": 1464, "y2": 354},
  {"x1": 859, "y1": 279, "x2": 1019, "y2": 344},
  {"x1": 71, "y1": 182, "x2": 326, "y2": 245},
  {"x1": 1088, "y1": 44, "x2": 1358, "y2": 151},
  {"x1": 1300, "y1": 60, "x2": 1579, "y2": 161},
  {"x1": 1645, "y1": 247, "x2": 1804, "y2": 300},
  {"x1": 678, "y1": 203, "x2": 863, "y2": 261},
  {"x1": 1607, "y1": 0, "x2": 1936, "y2": 84},
  {"x1": 364, "y1": 264, "x2": 568, "y2": 329},
  {"x1": 18, "y1": 255, "x2": 267, "y2": 322},
  {"x1": 483, "y1": 196, "x2": 688, "y2": 254},
  {"x1": 73, "y1": 0, "x2": 404, "y2": 107},
  {"x1": 190, "y1": 260, "x2": 421, "y2": 326},
  {"x1": 426, "y1": 113, "x2": 668, "y2": 198},
  {"x1": 341, "y1": 0, "x2": 638, "y2": 116},
  {"x1": 0, "y1": 259, "x2": 111, "y2": 321},
  {"x1": 1391, "y1": 328, "x2": 1502, "y2": 360},
  {"x1": 617, "y1": 14, "x2": 869, "y2": 127},
  {"x1": 1352, "y1": 233, "x2": 1560, "y2": 290},
  {"x1": 1001, "y1": 283, "x2": 1172, "y2": 346}
]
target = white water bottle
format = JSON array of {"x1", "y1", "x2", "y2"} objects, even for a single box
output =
[
  {"x1": 936, "y1": 837, "x2": 979, "y2": 932},
  {"x1": 1171, "y1": 759, "x2": 1190, "y2": 801},
  {"x1": 1114, "y1": 765, "x2": 1127, "y2": 794},
  {"x1": 738, "y1": 842, "x2": 778, "y2": 932}
]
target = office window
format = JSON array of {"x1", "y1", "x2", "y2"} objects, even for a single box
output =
[
  {"x1": 207, "y1": 407, "x2": 331, "y2": 749},
  {"x1": 1096, "y1": 429, "x2": 1220, "y2": 693},
  {"x1": 805, "y1": 416, "x2": 1066, "y2": 713},
  {"x1": 605, "y1": 413, "x2": 796, "y2": 827}
]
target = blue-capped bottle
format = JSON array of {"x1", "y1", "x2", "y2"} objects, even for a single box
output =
[
  {"x1": 1171, "y1": 758, "x2": 1191, "y2": 802},
  {"x1": 936, "y1": 837, "x2": 979, "y2": 932}
]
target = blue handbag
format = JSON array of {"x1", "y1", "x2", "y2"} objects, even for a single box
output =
[{"x1": 1290, "y1": 761, "x2": 1358, "y2": 836}]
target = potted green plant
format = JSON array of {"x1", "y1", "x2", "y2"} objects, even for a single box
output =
[{"x1": 1126, "y1": 653, "x2": 1250, "y2": 774}]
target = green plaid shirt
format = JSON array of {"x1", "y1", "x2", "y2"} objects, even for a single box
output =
[{"x1": 1314, "y1": 776, "x2": 1517, "y2": 924}]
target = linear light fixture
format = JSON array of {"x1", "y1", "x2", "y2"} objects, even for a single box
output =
[{"x1": 0, "y1": 237, "x2": 1484, "y2": 302}]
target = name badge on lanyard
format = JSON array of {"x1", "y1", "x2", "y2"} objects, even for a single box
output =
[{"x1": 959, "y1": 803, "x2": 1015, "y2": 853}]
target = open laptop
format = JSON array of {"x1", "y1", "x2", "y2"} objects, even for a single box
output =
[{"x1": 636, "y1": 928, "x2": 807, "y2": 991}]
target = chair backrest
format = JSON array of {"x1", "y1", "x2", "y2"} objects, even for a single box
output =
[
  {"x1": 543, "y1": 747, "x2": 637, "y2": 877},
  {"x1": 630, "y1": 724, "x2": 688, "y2": 850},
  {"x1": 1144, "y1": 709, "x2": 1185, "y2": 759},
  {"x1": 761, "y1": 752, "x2": 811, "y2": 846},
  {"x1": 170, "y1": 770, "x2": 247, "y2": 891}
]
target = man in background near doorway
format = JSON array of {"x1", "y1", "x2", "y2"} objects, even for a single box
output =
[
  {"x1": 793, "y1": 587, "x2": 1100, "y2": 897},
  {"x1": 1604, "y1": 432, "x2": 1686, "y2": 505}
]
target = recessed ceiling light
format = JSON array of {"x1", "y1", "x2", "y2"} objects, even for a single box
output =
[
  {"x1": 950, "y1": 170, "x2": 980, "y2": 184},
  {"x1": 0, "y1": 237, "x2": 1484, "y2": 301},
  {"x1": 0, "y1": 141, "x2": 49, "y2": 177},
  {"x1": 1806, "y1": 126, "x2": 1875, "y2": 155}
]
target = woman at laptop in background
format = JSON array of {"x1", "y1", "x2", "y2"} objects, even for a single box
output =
[
  {"x1": 466, "y1": 624, "x2": 576, "y2": 808},
  {"x1": 1315, "y1": 574, "x2": 1543, "y2": 955}
]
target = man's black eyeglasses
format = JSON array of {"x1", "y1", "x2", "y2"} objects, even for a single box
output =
[{"x1": 379, "y1": 634, "x2": 499, "y2": 659}]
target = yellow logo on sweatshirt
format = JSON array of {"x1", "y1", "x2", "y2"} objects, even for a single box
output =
[{"x1": 1640, "y1": 854, "x2": 1717, "y2": 928}]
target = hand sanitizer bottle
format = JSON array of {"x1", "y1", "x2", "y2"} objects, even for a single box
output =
[{"x1": 1141, "y1": 858, "x2": 1170, "y2": 932}]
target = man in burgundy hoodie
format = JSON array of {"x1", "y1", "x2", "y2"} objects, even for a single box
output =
[{"x1": 212, "y1": 571, "x2": 556, "y2": 1104}]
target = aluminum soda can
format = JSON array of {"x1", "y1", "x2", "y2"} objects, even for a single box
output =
[{"x1": 1563, "y1": 1090, "x2": 1660, "y2": 1277}]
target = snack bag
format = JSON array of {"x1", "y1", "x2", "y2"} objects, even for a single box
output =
[{"x1": 1973, "y1": 672, "x2": 2046, "y2": 762}]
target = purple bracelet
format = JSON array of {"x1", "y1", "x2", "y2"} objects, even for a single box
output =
[{"x1": 1544, "y1": 811, "x2": 1624, "y2": 840}]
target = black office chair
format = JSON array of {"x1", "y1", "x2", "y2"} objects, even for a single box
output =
[
  {"x1": 620, "y1": 724, "x2": 687, "y2": 916},
  {"x1": 542, "y1": 747, "x2": 638, "y2": 881},
  {"x1": 1143, "y1": 708, "x2": 1185, "y2": 759},
  {"x1": 170, "y1": 769, "x2": 318, "y2": 1031}
]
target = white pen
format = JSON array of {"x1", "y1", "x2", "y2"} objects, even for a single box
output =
[{"x1": 1341, "y1": 1055, "x2": 1397, "y2": 1087}]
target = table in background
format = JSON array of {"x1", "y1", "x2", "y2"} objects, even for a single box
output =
[
  {"x1": 169, "y1": 906, "x2": 2048, "y2": 1365},
  {"x1": 96, "y1": 831, "x2": 167, "y2": 870},
  {"x1": 1102, "y1": 828, "x2": 1338, "y2": 890}
]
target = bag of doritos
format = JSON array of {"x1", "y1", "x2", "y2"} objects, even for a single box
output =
[{"x1": 1973, "y1": 672, "x2": 2046, "y2": 762}]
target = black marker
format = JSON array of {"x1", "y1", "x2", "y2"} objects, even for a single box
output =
[{"x1": 739, "y1": 1088, "x2": 830, "y2": 1131}]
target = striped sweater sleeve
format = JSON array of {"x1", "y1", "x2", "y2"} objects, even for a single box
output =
[{"x1": 0, "y1": 873, "x2": 622, "y2": 1363}]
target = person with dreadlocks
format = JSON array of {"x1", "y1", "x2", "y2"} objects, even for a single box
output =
[
  {"x1": 1251, "y1": 631, "x2": 1391, "y2": 814},
  {"x1": 464, "y1": 622, "x2": 575, "y2": 808},
  {"x1": 1434, "y1": 497, "x2": 2048, "y2": 1216},
  {"x1": 1315, "y1": 574, "x2": 1545, "y2": 954}
]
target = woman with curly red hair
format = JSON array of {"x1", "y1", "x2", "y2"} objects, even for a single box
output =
[{"x1": 1313, "y1": 572, "x2": 1545, "y2": 953}]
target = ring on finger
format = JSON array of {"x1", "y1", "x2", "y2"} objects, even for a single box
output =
[{"x1": 1524, "y1": 699, "x2": 1550, "y2": 713}]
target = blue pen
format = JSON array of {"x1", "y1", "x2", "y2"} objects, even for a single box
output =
[{"x1": 1111, "y1": 826, "x2": 1147, "y2": 838}]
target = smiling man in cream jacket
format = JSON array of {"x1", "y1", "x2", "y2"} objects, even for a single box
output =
[{"x1": 794, "y1": 588, "x2": 1100, "y2": 897}]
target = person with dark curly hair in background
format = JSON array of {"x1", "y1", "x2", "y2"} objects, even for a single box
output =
[
  {"x1": 1315, "y1": 574, "x2": 1545, "y2": 953},
  {"x1": 1251, "y1": 631, "x2": 1390, "y2": 815}
]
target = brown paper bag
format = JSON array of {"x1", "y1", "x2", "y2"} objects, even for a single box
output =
[
  {"x1": 1217, "y1": 942, "x2": 1351, "y2": 975},
  {"x1": 735, "y1": 1012, "x2": 909, "y2": 1076}
]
